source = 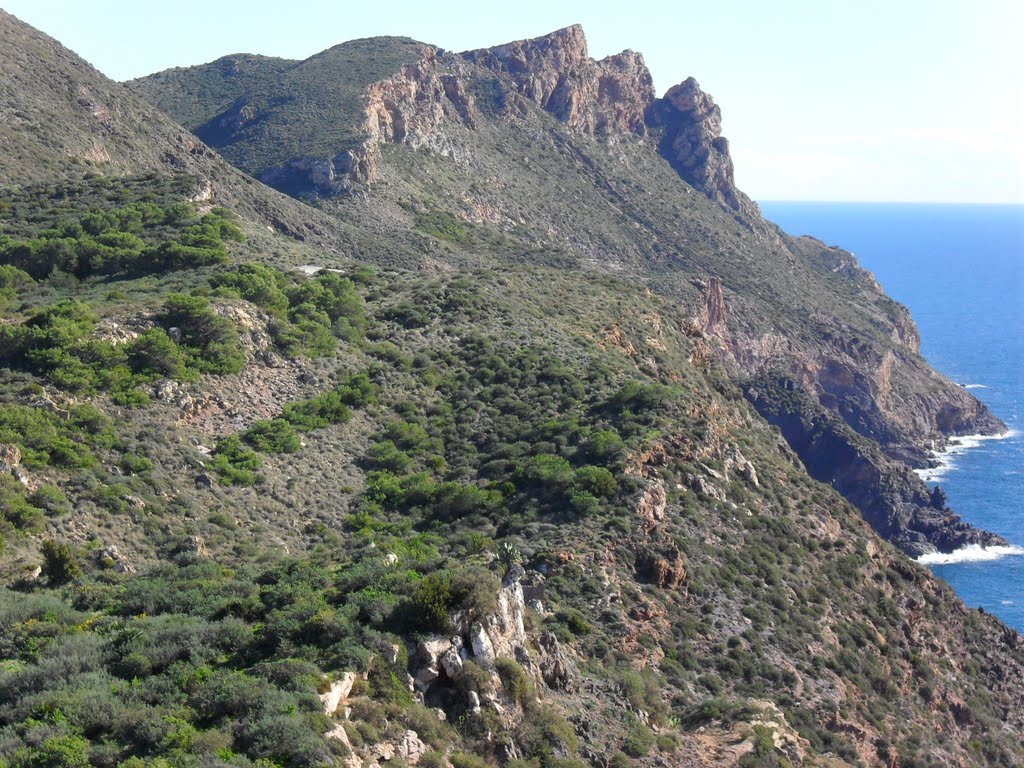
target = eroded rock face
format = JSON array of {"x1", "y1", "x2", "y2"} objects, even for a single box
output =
[
  {"x1": 697, "y1": 276, "x2": 729, "y2": 340},
  {"x1": 635, "y1": 478, "x2": 667, "y2": 534},
  {"x1": 394, "y1": 729, "x2": 427, "y2": 765},
  {"x1": 407, "y1": 565, "x2": 579, "y2": 721},
  {"x1": 349, "y1": 49, "x2": 478, "y2": 184},
  {"x1": 651, "y1": 77, "x2": 743, "y2": 210},
  {"x1": 463, "y1": 25, "x2": 655, "y2": 137}
]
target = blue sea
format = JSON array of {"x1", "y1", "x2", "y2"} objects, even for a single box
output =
[{"x1": 760, "y1": 202, "x2": 1024, "y2": 633}]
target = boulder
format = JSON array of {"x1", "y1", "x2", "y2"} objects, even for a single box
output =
[
  {"x1": 320, "y1": 671, "x2": 357, "y2": 717},
  {"x1": 469, "y1": 622, "x2": 496, "y2": 669},
  {"x1": 394, "y1": 730, "x2": 427, "y2": 765}
]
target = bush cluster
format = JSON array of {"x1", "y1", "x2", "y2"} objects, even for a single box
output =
[{"x1": 0, "y1": 203, "x2": 242, "y2": 280}]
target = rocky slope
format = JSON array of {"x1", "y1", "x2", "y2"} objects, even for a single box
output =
[{"x1": 131, "y1": 25, "x2": 1005, "y2": 556}]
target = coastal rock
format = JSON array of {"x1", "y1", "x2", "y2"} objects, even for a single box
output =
[{"x1": 744, "y1": 375, "x2": 1008, "y2": 557}]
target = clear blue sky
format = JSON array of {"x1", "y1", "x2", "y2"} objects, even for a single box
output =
[{"x1": 2, "y1": 0, "x2": 1022, "y2": 203}]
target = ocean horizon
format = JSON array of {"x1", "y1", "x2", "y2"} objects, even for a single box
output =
[{"x1": 760, "y1": 201, "x2": 1024, "y2": 633}]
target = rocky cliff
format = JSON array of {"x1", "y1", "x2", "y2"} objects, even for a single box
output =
[
  {"x1": 650, "y1": 77, "x2": 746, "y2": 212},
  {"x1": 462, "y1": 24, "x2": 654, "y2": 138},
  {"x1": 744, "y1": 374, "x2": 1007, "y2": 556}
]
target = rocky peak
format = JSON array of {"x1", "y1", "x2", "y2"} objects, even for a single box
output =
[
  {"x1": 463, "y1": 25, "x2": 655, "y2": 137},
  {"x1": 651, "y1": 77, "x2": 743, "y2": 211}
]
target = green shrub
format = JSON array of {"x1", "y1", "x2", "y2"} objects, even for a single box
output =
[
  {"x1": 521, "y1": 454, "x2": 573, "y2": 490},
  {"x1": 10, "y1": 733, "x2": 91, "y2": 768},
  {"x1": 27, "y1": 484, "x2": 71, "y2": 516},
  {"x1": 583, "y1": 429, "x2": 623, "y2": 461},
  {"x1": 0, "y1": 403, "x2": 111, "y2": 469},
  {"x1": 211, "y1": 263, "x2": 289, "y2": 312},
  {"x1": 366, "y1": 440, "x2": 413, "y2": 472},
  {"x1": 1, "y1": 477, "x2": 45, "y2": 532},
  {"x1": 571, "y1": 465, "x2": 616, "y2": 498},
  {"x1": 622, "y1": 722, "x2": 655, "y2": 757},
  {"x1": 517, "y1": 706, "x2": 578, "y2": 765},
  {"x1": 406, "y1": 567, "x2": 499, "y2": 634},
  {"x1": 0, "y1": 201, "x2": 239, "y2": 279},
  {"x1": 244, "y1": 419, "x2": 302, "y2": 454},
  {"x1": 0, "y1": 264, "x2": 32, "y2": 308},
  {"x1": 568, "y1": 491, "x2": 601, "y2": 516},
  {"x1": 160, "y1": 294, "x2": 244, "y2": 375},
  {"x1": 496, "y1": 657, "x2": 534, "y2": 709},
  {"x1": 126, "y1": 328, "x2": 188, "y2": 379},
  {"x1": 409, "y1": 572, "x2": 458, "y2": 633},
  {"x1": 210, "y1": 435, "x2": 263, "y2": 485},
  {"x1": 120, "y1": 453, "x2": 154, "y2": 475},
  {"x1": 41, "y1": 539, "x2": 82, "y2": 585}
]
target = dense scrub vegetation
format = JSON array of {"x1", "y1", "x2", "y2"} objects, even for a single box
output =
[
  {"x1": 0, "y1": 190, "x2": 243, "y2": 280},
  {"x1": 0, "y1": 172, "x2": 1020, "y2": 768}
]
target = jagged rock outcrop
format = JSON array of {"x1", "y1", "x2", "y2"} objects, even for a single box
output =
[
  {"x1": 409, "y1": 565, "x2": 578, "y2": 718},
  {"x1": 319, "y1": 671, "x2": 357, "y2": 717},
  {"x1": 463, "y1": 25, "x2": 655, "y2": 137},
  {"x1": 697, "y1": 276, "x2": 730, "y2": 340},
  {"x1": 352, "y1": 49, "x2": 477, "y2": 183},
  {"x1": 650, "y1": 77, "x2": 744, "y2": 211},
  {"x1": 96, "y1": 545, "x2": 136, "y2": 574}
]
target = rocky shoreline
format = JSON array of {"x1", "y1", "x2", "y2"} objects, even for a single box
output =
[{"x1": 744, "y1": 375, "x2": 1009, "y2": 558}]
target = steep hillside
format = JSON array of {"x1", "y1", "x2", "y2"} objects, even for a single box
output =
[
  {"x1": 0, "y1": 10, "x2": 344, "y2": 249},
  {"x1": 132, "y1": 37, "x2": 428, "y2": 196},
  {"x1": 133, "y1": 25, "x2": 1005, "y2": 557},
  {"x1": 1, "y1": 13, "x2": 1022, "y2": 768}
]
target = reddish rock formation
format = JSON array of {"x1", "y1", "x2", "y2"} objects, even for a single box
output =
[
  {"x1": 698, "y1": 276, "x2": 729, "y2": 340},
  {"x1": 651, "y1": 77, "x2": 742, "y2": 210},
  {"x1": 462, "y1": 25, "x2": 655, "y2": 137},
  {"x1": 354, "y1": 49, "x2": 478, "y2": 182}
]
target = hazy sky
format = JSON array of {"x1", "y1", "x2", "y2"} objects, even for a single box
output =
[{"x1": 3, "y1": 0, "x2": 1022, "y2": 203}]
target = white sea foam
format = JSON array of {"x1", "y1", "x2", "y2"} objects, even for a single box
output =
[
  {"x1": 961, "y1": 383, "x2": 988, "y2": 389},
  {"x1": 913, "y1": 430, "x2": 1017, "y2": 483},
  {"x1": 916, "y1": 544, "x2": 1024, "y2": 565}
]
